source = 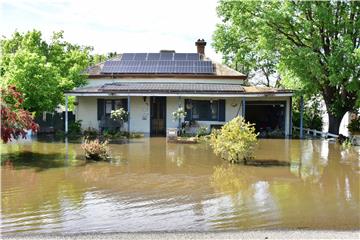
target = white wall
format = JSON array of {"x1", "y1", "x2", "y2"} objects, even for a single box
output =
[
  {"x1": 76, "y1": 97, "x2": 98, "y2": 129},
  {"x1": 129, "y1": 96, "x2": 150, "y2": 133}
]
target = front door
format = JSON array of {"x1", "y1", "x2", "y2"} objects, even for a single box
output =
[{"x1": 150, "y1": 97, "x2": 166, "y2": 136}]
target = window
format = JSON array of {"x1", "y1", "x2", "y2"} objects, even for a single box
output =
[
  {"x1": 114, "y1": 100, "x2": 123, "y2": 110},
  {"x1": 105, "y1": 100, "x2": 112, "y2": 115},
  {"x1": 185, "y1": 99, "x2": 225, "y2": 121},
  {"x1": 97, "y1": 99, "x2": 128, "y2": 120}
]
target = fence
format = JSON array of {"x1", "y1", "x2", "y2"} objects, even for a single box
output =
[{"x1": 35, "y1": 111, "x2": 75, "y2": 133}]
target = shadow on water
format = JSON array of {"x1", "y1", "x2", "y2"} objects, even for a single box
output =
[
  {"x1": 35, "y1": 134, "x2": 82, "y2": 144},
  {"x1": 1, "y1": 151, "x2": 86, "y2": 171},
  {"x1": 244, "y1": 159, "x2": 291, "y2": 167}
]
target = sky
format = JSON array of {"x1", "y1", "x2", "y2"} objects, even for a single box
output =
[{"x1": 0, "y1": 0, "x2": 223, "y2": 62}]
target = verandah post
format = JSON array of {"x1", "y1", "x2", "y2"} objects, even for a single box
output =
[
  {"x1": 65, "y1": 95, "x2": 68, "y2": 134},
  {"x1": 127, "y1": 96, "x2": 131, "y2": 133},
  {"x1": 242, "y1": 97, "x2": 246, "y2": 118},
  {"x1": 300, "y1": 95, "x2": 304, "y2": 139}
]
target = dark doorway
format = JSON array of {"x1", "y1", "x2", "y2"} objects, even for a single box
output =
[
  {"x1": 245, "y1": 101, "x2": 286, "y2": 138},
  {"x1": 150, "y1": 97, "x2": 167, "y2": 136}
]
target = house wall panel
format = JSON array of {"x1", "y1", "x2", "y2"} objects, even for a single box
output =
[
  {"x1": 129, "y1": 96, "x2": 150, "y2": 133},
  {"x1": 77, "y1": 97, "x2": 98, "y2": 129}
]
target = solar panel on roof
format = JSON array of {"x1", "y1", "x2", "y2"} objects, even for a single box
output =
[
  {"x1": 101, "y1": 55, "x2": 214, "y2": 74},
  {"x1": 147, "y1": 53, "x2": 160, "y2": 60},
  {"x1": 174, "y1": 53, "x2": 187, "y2": 60},
  {"x1": 121, "y1": 53, "x2": 135, "y2": 60},
  {"x1": 160, "y1": 52, "x2": 173, "y2": 60},
  {"x1": 134, "y1": 53, "x2": 147, "y2": 60},
  {"x1": 187, "y1": 53, "x2": 200, "y2": 60}
]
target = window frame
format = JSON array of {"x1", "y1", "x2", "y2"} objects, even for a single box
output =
[{"x1": 185, "y1": 99, "x2": 225, "y2": 122}]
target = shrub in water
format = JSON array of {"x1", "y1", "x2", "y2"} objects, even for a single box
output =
[
  {"x1": 68, "y1": 120, "x2": 82, "y2": 136},
  {"x1": 210, "y1": 116, "x2": 258, "y2": 163},
  {"x1": 83, "y1": 127, "x2": 98, "y2": 140},
  {"x1": 81, "y1": 138, "x2": 110, "y2": 161},
  {"x1": 196, "y1": 126, "x2": 209, "y2": 137}
]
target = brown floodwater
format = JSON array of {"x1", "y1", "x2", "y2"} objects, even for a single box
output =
[{"x1": 1, "y1": 137, "x2": 359, "y2": 234}]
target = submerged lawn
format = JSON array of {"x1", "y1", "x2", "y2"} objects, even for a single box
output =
[{"x1": 1, "y1": 137, "x2": 359, "y2": 234}]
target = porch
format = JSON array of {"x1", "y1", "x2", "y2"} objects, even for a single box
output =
[{"x1": 64, "y1": 82, "x2": 293, "y2": 137}]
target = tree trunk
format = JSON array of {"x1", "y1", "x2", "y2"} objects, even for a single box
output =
[{"x1": 328, "y1": 113, "x2": 341, "y2": 135}]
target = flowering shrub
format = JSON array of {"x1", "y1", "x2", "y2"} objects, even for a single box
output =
[
  {"x1": 1, "y1": 85, "x2": 39, "y2": 143},
  {"x1": 210, "y1": 116, "x2": 258, "y2": 163},
  {"x1": 110, "y1": 108, "x2": 128, "y2": 122},
  {"x1": 172, "y1": 107, "x2": 186, "y2": 121},
  {"x1": 81, "y1": 138, "x2": 110, "y2": 161}
]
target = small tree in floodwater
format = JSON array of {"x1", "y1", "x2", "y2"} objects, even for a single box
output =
[{"x1": 210, "y1": 116, "x2": 258, "y2": 164}]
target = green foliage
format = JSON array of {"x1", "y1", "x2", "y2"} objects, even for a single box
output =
[
  {"x1": 341, "y1": 138, "x2": 353, "y2": 149},
  {"x1": 81, "y1": 138, "x2": 110, "y2": 161},
  {"x1": 83, "y1": 127, "x2": 98, "y2": 140},
  {"x1": 90, "y1": 52, "x2": 118, "y2": 65},
  {"x1": 347, "y1": 116, "x2": 360, "y2": 134},
  {"x1": 102, "y1": 129, "x2": 128, "y2": 140},
  {"x1": 68, "y1": 120, "x2": 82, "y2": 136},
  {"x1": 210, "y1": 116, "x2": 258, "y2": 163},
  {"x1": 292, "y1": 96, "x2": 324, "y2": 131},
  {"x1": 196, "y1": 126, "x2": 209, "y2": 137},
  {"x1": 129, "y1": 132, "x2": 144, "y2": 138},
  {"x1": 213, "y1": 1, "x2": 360, "y2": 133},
  {"x1": 0, "y1": 30, "x2": 92, "y2": 113}
]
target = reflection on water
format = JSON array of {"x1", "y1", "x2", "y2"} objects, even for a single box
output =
[{"x1": 1, "y1": 138, "x2": 359, "y2": 234}]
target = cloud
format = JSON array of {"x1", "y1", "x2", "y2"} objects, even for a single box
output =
[{"x1": 0, "y1": 0, "x2": 223, "y2": 61}]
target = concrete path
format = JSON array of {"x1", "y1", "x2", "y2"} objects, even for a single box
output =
[{"x1": 2, "y1": 231, "x2": 359, "y2": 240}]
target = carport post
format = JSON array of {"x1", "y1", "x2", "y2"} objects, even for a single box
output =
[
  {"x1": 289, "y1": 97, "x2": 293, "y2": 137},
  {"x1": 127, "y1": 96, "x2": 131, "y2": 133},
  {"x1": 242, "y1": 98, "x2": 246, "y2": 118},
  {"x1": 65, "y1": 95, "x2": 68, "y2": 134},
  {"x1": 300, "y1": 95, "x2": 304, "y2": 139}
]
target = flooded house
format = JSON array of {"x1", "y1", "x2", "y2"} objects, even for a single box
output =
[{"x1": 65, "y1": 39, "x2": 293, "y2": 137}]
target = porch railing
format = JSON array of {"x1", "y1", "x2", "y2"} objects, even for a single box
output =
[
  {"x1": 293, "y1": 126, "x2": 339, "y2": 138},
  {"x1": 99, "y1": 118, "x2": 126, "y2": 132}
]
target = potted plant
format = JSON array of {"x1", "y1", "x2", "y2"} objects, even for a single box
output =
[
  {"x1": 347, "y1": 115, "x2": 360, "y2": 146},
  {"x1": 110, "y1": 108, "x2": 129, "y2": 131},
  {"x1": 172, "y1": 107, "x2": 187, "y2": 134}
]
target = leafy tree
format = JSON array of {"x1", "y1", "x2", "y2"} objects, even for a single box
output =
[
  {"x1": 213, "y1": 0, "x2": 360, "y2": 134},
  {"x1": 1, "y1": 85, "x2": 39, "y2": 143},
  {"x1": 0, "y1": 30, "x2": 92, "y2": 113},
  {"x1": 90, "y1": 52, "x2": 118, "y2": 65}
]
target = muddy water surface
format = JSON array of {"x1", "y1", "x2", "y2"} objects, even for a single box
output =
[{"x1": 1, "y1": 138, "x2": 359, "y2": 234}]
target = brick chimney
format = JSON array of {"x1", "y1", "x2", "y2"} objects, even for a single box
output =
[{"x1": 195, "y1": 39, "x2": 207, "y2": 56}]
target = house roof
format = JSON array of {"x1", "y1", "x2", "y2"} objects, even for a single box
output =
[
  {"x1": 66, "y1": 82, "x2": 293, "y2": 97},
  {"x1": 85, "y1": 54, "x2": 246, "y2": 79}
]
